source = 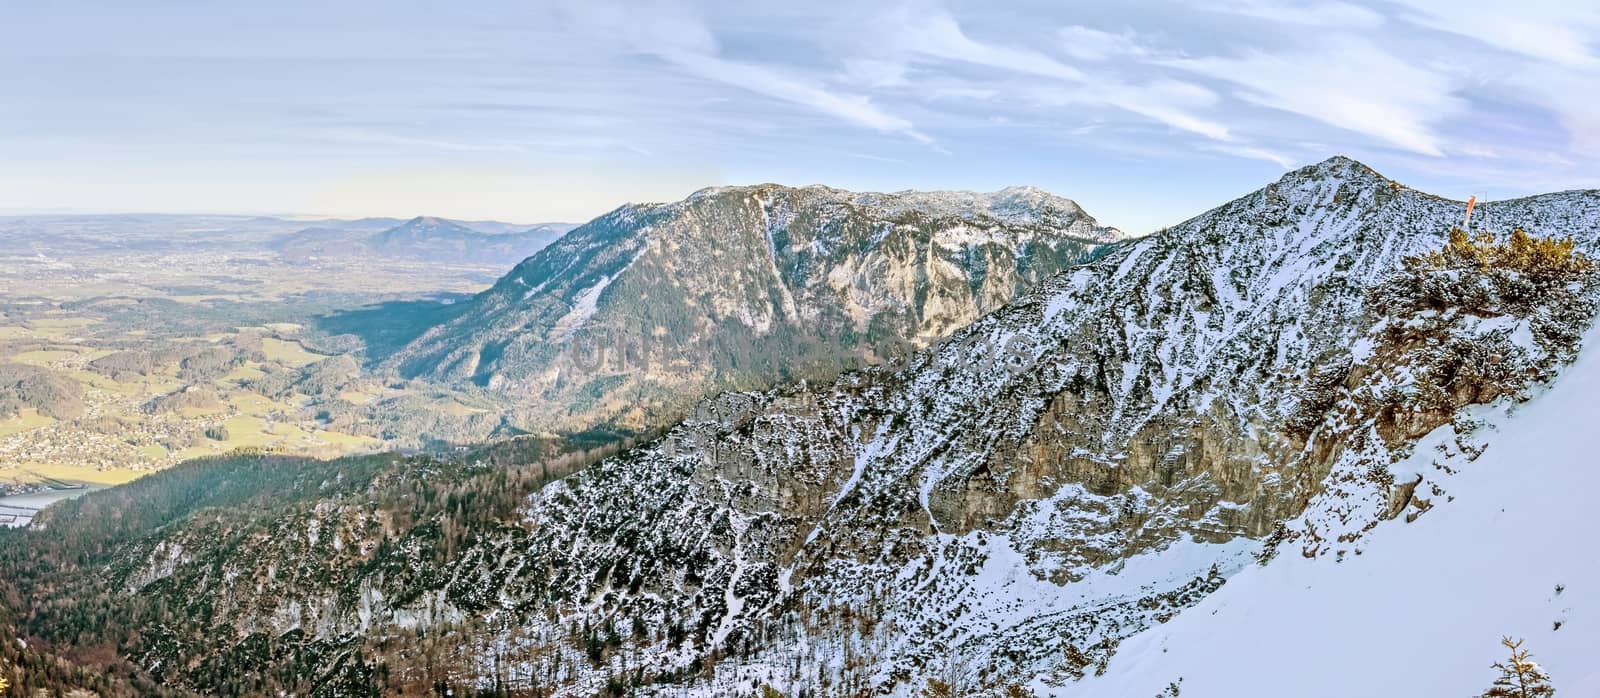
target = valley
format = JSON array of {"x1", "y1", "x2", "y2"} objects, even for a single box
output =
[{"x1": 0, "y1": 214, "x2": 554, "y2": 490}]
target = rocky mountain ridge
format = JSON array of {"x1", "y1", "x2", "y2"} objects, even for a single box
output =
[{"x1": 388, "y1": 183, "x2": 1125, "y2": 433}]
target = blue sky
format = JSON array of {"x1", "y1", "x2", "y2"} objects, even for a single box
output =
[{"x1": 3, "y1": 0, "x2": 1597, "y2": 234}]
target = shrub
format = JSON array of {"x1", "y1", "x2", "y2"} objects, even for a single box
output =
[
  {"x1": 1417, "y1": 227, "x2": 1593, "y2": 282},
  {"x1": 1377, "y1": 228, "x2": 1598, "y2": 319}
]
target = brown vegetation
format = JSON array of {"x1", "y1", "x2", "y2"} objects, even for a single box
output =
[
  {"x1": 1417, "y1": 227, "x2": 1593, "y2": 281},
  {"x1": 0, "y1": 364, "x2": 83, "y2": 420}
]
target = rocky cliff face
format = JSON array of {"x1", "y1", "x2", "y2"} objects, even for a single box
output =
[
  {"x1": 387, "y1": 184, "x2": 1123, "y2": 432},
  {"x1": 14, "y1": 158, "x2": 1600, "y2": 697}
]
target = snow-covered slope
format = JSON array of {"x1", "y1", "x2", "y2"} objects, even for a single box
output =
[{"x1": 1083, "y1": 319, "x2": 1600, "y2": 697}]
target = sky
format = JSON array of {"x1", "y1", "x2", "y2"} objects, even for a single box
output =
[{"x1": 2, "y1": 0, "x2": 1597, "y2": 235}]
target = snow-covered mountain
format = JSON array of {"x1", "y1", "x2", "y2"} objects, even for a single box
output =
[
  {"x1": 387, "y1": 183, "x2": 1123, "y2": 432},
  {"x1": 5, "y1": 157, "x2": 1599, "y2": 697},
  {"x1": 437, "y1": 156, "x2": 1597, "y2": 695}
]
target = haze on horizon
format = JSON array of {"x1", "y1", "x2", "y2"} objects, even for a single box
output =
[{"x1": 4, "y1": 0, "x2": 1598, "y2": 234}]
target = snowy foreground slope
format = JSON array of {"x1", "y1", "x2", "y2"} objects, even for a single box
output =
[{"x1": 1078, "y1": 321, "x2": 1600, "y2": 698}]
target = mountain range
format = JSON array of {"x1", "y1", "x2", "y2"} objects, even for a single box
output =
[
  {"x1": 3, "y1": 157, "x2": 1599, "y2": 697},
  {"x1": 387, "y1": 184, "x2": 1124, "y2": 433},
  {"x1": 273, "y1": 216, "x2": 576, "y2": 266}
]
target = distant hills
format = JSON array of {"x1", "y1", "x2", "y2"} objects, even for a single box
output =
[
  {"x1": 0, "y1": 213, "x2": 574, "y2": 264},
  {"x1": 273, "y1": 216, "x2": 577, "y2": 266}
]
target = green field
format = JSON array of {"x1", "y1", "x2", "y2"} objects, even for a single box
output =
[
  {"x1": 0, "y1": 229, "x2": 517, "y2": 487},
  {"x1": 262, "y1": 337, "x2": 326, "y2": 367},
  {"x1": 0, "y1": 409, "x2": 55, "y2": 438}
]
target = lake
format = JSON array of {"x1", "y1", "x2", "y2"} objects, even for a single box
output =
[{"x1": 0, "y1": 486, "x2": 99, "y2": 528}]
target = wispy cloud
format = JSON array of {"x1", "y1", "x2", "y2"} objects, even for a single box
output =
[
  {"x1": 1165, "y1": 37, "x2": 1465, "y2": 156},
  {"x1": 564, "y1": 2, "x2": 931, "y2": 145},
  {"x1": 1058, "y1": 26, "x2": 1149, "y2": 62},
  {"x1": 303, "y1": 127, "x2": 529, "y2": 154},
  {"x1": 1387, "y1": 0, "x2": 1600, "y2": 156},
  {"x1": 1390, "y1": 0, "x2": 1600, "y2": 70},
  {"x1": 895, "y1": 10, "x2": 1086, "y2": 82},
  {"x1": 1200, "y1": 143, "x2": 1297, "y2": 168},
  {"x1": 8, "y1": 0, "x2": 1599, "y2": 231},
  {"x1": 838, "y1": 58, "x2": 910, "y2": 88},
  {"x1": 1201, "y1": 0, "x2": 1384, "y2": 28},
  {"x1": 665, "y1": 51, "x2": 932, "y2": 144},
  {"x1": 886, "y1": 9, "x2": 1232, "y2": 141}
]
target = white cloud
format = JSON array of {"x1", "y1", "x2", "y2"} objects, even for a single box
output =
[
  {"x1": 1058, "y1": 26, "x2": 1149, "y2": 62},
  {"x1": 922, "y1": 84, "x2": 999, "y2": 101},
  {"x1": 1201, "y1": 143, "x2": 1297, "y2": 168},
  {"x1": 896, "y1": 10, "x2": 1085, "y2": 81},
  {"x1": 888, "y1": 9, "x2": 1231, "y2": 141},
  {"x1": 1390, "y1": 0, "x2": 1600, "y2": 70},
  {"x1": 663, "y1": 51, "x2": 931, "y2": 143},
  {"x1": 1516, "y1": 70, "x2": 1600, "y2": 157},
  {"x1": 11, "y1": 0, "x2": 1598, "y2": 226},
  {"x1": 1167, "y1": 38, "x2": 1466, "y2": 156},
  {"x1": 1387, "y1": 0, "x2": 1600, "y2": 156},
  {"x1": 839, "y1": 58, "x2": 910, "y2": 88},
  {"x1": 1202, "y1": 0, "x2": 1384, "y2": 29},
  {"x1": 1096, "y1": 79, "x2": 1228, "y2": 140},
  {"x1": 565, "y1": 1, "x2": 931, "y2": 145}
]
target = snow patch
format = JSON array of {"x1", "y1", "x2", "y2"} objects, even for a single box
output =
[{"x1": 1078, "y1": 320, "x2": 1600, "y2": 698}]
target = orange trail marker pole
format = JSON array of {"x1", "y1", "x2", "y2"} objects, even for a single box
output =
[{"x1": 1463, "y1": 195, "x2": 1477, "y2": 231}]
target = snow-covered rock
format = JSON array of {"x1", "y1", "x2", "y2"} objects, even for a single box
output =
[{"x1": 1081, "y1": 318, "x2": 1600, "y2": 697}]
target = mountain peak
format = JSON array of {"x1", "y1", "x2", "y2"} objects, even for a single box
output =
[
  {"x1": 676, "y1": 183, "x2": 1114, "y2": 240},
  {"x1": 1287, "y1": 155, "x2": 1396, "y2": 188},
  {"x1": 398, "y1": 215, "x2": 459, "y2": 228}
]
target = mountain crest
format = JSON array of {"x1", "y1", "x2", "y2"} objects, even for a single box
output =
[
  {"x1": 1281, "y1": 154, "x2": 1407, "y2": 190},
  {"x1": 388, "y1": 182, "x2": 1125, "y2": 431}
]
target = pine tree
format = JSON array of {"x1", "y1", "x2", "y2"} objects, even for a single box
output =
[{"x1": 1481, "y1": 636, "x2": 1555, "y2": 698}]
